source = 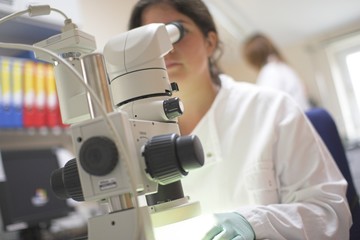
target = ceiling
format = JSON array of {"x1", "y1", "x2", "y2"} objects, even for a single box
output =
[{"x1": 205, "y1": 0, "x2": 360, "y2": 47}]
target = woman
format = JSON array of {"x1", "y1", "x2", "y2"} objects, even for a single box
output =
[
  {"x1": 128, "y1": 0, "x2": 351, "y2": 239},
  {"x1": 243, "y1": 33, "x2": 311, "y2": 111}
]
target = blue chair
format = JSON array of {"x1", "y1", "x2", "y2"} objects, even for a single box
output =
[{"x1": 305, "y1": 107, "x2": 360, "y2": 240}]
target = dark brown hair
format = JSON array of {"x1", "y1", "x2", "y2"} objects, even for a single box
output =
[
  {"x1": 128, "y1": 0, "x2": 223, "y2": 85},
  {"x1": 243, "y1": 33, "x2": 285, "y2": 71}
]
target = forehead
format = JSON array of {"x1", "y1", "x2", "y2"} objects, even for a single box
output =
[{"x1": 141, "y1": 3, "x2": 193, "y2": 25}]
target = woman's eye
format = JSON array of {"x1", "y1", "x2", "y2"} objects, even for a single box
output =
[{"x1": 182, "y1": 28, "x2": 190, "y2": 37}]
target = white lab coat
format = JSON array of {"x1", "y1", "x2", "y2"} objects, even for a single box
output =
[
  {"x1": 257, "y1": 61, "x2": 310, "y2": 111},
  {"x1": 181, "y1": 74, "x2": 351, "y2": 239}
]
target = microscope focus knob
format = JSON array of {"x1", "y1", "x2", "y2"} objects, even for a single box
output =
[
  {"x1": 79, "y1": 136, "x2": 119, "y2": 176},
  {"x1": 143, "y1": 133, "x2": 204, "y2": 185},
  {"x1": 163, "y1": 97, "x2": 184, "y2": 119},
  {"x1": 51, "y1": 158, "x2": 84, "y2": 201}
]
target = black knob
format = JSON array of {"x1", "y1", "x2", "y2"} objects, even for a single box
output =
[
  {"x1": 176, "y1": 134, "x2": 204, "y2": 171},
  {"x1": 79, "y1": 136, "x2": 119, "y2": 176},
  {"x1": 170, "y1": 82, "x2": 179, "y2": 92},
  {"x1": 163, "y1": 97, "x2": 184, "y2": 119},
  {"x1": 50, "y1": 158, "x2": 84, "y2": 201},
  {"x1": 143, "y1": 133, "x2": 204, "y2": 185}
]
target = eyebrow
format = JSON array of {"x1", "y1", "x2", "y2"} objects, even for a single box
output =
[{"x1": 167, "y1": 19, "x2": 190, "y2": 25}]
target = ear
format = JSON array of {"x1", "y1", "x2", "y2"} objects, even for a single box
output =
[{"x1": 205, "y1": 31, "x2": 218, "y2": 57}]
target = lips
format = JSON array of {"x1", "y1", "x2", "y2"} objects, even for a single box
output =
[{"x1": 166, "y1": 61, "x2": 181, "y2": 69}]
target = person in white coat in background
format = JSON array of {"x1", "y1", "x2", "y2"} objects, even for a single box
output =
[
  {"x1": 243, "y1": 33, "x2": 311, "y2": 111},
  {"x1": 128, "y1": 0, "x2": 351, "y2": 239}
]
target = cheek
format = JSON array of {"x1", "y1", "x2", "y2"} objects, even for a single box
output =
[{"x1": 179, "y1": 39, "x2": 209, "y2": 68}]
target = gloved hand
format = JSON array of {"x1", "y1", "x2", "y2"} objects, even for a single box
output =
[{"x1": 202, "y1": 212, "x2": 255, "y2": 240}]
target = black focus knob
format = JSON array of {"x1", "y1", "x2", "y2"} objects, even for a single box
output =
[
  {"x1": 143, "y1": 133, "x2": 204, "y2": 185},
  {"x1": 176, "y1": 134, "x2": 204, "y2": 171},
  {"x1": 79, "y1": 136, "x2": 119, "y2": 176},
  {"x1": 163, "y1": 97, "x2": 184, "y2": 120},
  {"x1": 50, "y1": 158, "x2": 84, "y2": 201}
]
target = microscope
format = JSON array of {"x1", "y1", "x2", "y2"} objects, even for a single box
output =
[{"x1": 32, "y1": 14, "x2": 204, "y2": 240}]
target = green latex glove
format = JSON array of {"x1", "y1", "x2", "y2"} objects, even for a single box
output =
[{"x1": 202, "y1": 212, "x2": 255, "y2": 240}]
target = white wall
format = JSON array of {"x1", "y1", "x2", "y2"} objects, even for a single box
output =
[{"x1": 77, "y1": 0, "x2": 135, "y2": 52}]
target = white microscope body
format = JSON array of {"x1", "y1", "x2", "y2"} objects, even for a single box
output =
[{"x1": 38, "y1": 22, "x2": 204, "y2": 240}]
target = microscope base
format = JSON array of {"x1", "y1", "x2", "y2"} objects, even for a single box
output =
[{"x1": 87, "y1": 207, "x2": 155, "y2": 240}]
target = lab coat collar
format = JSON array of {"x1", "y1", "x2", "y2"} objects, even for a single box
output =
[{"x1": 191, "y1": 76, "x2": 230, "y2": 166}]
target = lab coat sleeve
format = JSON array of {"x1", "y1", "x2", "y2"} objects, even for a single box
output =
[{"x1": 238, "y1": 98, "x2": 352, "y2": 239}]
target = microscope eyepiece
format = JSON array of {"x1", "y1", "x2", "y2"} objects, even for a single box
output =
[{"x1": 166, "y1": 21, "x2": 185, "y2": 44}]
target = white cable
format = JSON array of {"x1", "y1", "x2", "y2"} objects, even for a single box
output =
[
  {"x1": 49, "y1": 7, "x2": 69, "y2": 19},
  {"x1": 0, "y1": 5, "x2": 69, "y2": 25},
  {"x1": 0, "y1": 9, "x2": 28, "y2": 24}
]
